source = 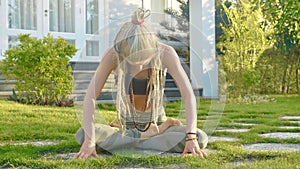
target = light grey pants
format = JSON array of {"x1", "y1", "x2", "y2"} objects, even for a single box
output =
[{"x1": 76, "y1": 124, "x2": 208, "y2": 153}]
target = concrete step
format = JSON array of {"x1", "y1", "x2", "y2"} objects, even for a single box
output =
[
  {"x1": 0, "y1": 74, "x2": 5, "y2": 80},
  {"x1": 164, "y1": 87, "x2": 181, "y2": 98},
  {"x1": 70, "y1": 61, "x2": 100, "y2": 71},
  {"x1": 0, "y1": 91, "x2": 12, "y2": 99},
  {"x1": 72, "y1": 89, "x2": 117, "y2": 102},
  {"x1": 74, "y1": 79, "x2": 115, "y2": 90},
  {"x1": 0, "y1": 80, "x2": 15, "y2": 91},
  {"x1": 72, "y1": 70, "x2": 95, "y2": 81},
  {"x1": 165, "y1": 79, "x2": 177, "y2": 88},
  {"x1": 0, "y1": 60, "x2": 200, "y2": 102}
]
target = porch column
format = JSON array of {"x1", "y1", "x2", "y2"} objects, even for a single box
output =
[
  {"x1": 99, "y1": 0, "x2": 109, "y2": 59},
  {"x1": 0, "y1": 0, "x2": 6, "y2": 60},
  {"x1": 190, "y1": 0, "x2": 218, "y2": 98},
  {"x1": 150, "y1": 0, "x2": 166, "y2": 22}
]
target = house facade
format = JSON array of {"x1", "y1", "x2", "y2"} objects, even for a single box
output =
[{"x1": 0, "y1": 0, "x2": 218, "y2": 98}]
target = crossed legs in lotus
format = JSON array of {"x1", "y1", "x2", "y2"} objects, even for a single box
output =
[{"x1": 110, "y1": 117, "x2": 181, "y2": 139}]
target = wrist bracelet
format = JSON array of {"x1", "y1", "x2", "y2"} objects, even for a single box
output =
[
  {"x1": 185, "y1": 137, "x2": 198, "y2": 142},
  {"x1": 186, "y1": 132, "x2": 198, "y2": 136}
]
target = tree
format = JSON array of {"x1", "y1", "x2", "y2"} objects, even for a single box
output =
[
  {"x1": 163, "y1": 0, "x2": 189, "y2": 32},
  {"x1": 215, "y1": 0, "x2": 231, "y2": 46},
  {"x1": 217, "y1": 0, "x2": 274, "y2": 96},
  {"x1": 263, "y1": 0, "x2": 300, "y2": 94}
]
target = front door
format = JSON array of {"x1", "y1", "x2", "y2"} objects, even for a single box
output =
[{"x1": 0, "y1": 0, "x2": 108, "y2": 61}]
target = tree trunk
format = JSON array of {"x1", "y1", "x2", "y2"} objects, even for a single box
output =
[
  {"x1": 286, "y1": 63, "x2": 293, "y2": 94},
  {"x1": 281, "y1": 53, "x2": 290, "y2": 94},
  {"x1": 296, "y1": 68, "x2": 299, "y2": 94},
  {"x1": 297, "y1": 54, "x2": 300, "y2": 94},
  {"x1": 281, "y1": 66, "x2": 288, "y2": 94}
]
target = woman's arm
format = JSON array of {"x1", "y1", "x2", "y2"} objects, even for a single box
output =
[
  {"x1": 75, "y1": 47, "x2": 116, "y2": 159},
  {"x1": 161, "y1": 43, "x2": 206, "y2": 157},
  {"x1": 161, "y1": 44, "x2": 197, "y2": 134}
]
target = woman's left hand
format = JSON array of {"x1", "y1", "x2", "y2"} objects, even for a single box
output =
[{"x1": 181, "y1": 140, "x2": 207, "y2": 158}]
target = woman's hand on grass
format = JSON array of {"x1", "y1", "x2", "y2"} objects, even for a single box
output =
[
  {"x1": 181, "y1": 140, "x2": 207, "y2": 158},
  {"x1": 74, "y1": 142, "x2": 98, "y2": 159}
]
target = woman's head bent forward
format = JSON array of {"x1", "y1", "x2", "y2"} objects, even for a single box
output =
[{"x1": 114, "y1": 8, "x2": 160, "y2": 65}]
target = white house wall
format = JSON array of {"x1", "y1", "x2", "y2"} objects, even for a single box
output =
[{"x1": 0, "y1": 0, "x2": 218, "y2": 97}]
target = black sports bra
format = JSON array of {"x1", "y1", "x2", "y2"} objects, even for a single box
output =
[{"x1": 125, "y1": 72, "x2": 150, "y2": 95}]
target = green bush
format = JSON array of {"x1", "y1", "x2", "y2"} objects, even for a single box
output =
[
  {"x1": 174, "y1": 47, "x2": 190, "y2": 62},
  {"x1": 0, "y1": 34, "x2": 77, "y2": 106}
]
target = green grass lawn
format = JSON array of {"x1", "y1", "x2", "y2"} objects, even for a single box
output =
[{"x1": 0, "y1": 96, "x2": 300, "y2": 168}]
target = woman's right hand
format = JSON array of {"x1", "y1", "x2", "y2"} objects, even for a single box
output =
[{"x1": 74, "y1": 142, "x2": 98, "y2": 159}]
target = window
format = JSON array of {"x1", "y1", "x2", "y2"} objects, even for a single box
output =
[
  {"x1": 49, "y1": 0, "x2": 75, "y2": 33},
  {"x1": 66, "y1": 39, "x2": 76, "y2": 45},
  {"x1": 86, "y1": 0, "x2": 99, "y2": 34},
  {"x1": 86, "y1": 40, "x2": 99, "y2": 56},
  {"x1": 8, "y1": 0, "x2": 37, "y2": 30},
  {"x1": 8, "y1": 35, "x2": 19, "y2": 48}
]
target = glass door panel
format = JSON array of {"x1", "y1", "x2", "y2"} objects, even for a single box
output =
[
  {"x1": 8, "y1": 0, "x2": 37, "y2": 30},
  {"x1": 49, "y1": 0, "x2": 75, "y2": 33},
  {"x1": 86, "y1": 0, "x2": 99, "y2": 34},
  {"x1": 86, "y1": 40, "x2": 99, "y2": 56}
]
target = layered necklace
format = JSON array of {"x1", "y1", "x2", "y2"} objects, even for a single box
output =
[{"x1": 128, "y1": 67, "x2": 153, "y2": 132}]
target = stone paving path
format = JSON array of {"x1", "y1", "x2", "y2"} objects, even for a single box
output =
[
  {"x1": 243, "y1": 143, "x2": 300, "y2": 152},
  {"x1": 231, "y1": 122, "x2": 257, "y2": 126},
  {"x1": 260, "y1": 132, "x2": 300, "y2": 139},
  {"x1": 241, "y1": 116, "x2": 300, "y2": 152},
  {"x1": 281, "y1": 116, "x2": 300, "y2": 120},
  {"x1": 278, "y1": 126, "x2": 300, "y2": 129},
  {"x1": 215, "y1": 128, "x2": 250, "y2": 133},
  {"x1": 2, "y1": 116, "x2": 300, "y2": 164},
  {"x1": 209, "y1": 136, "x2": 239, "y2": 142},
  {"x1": 0, "y1": 141, "x2": 60, "y2": 147}
]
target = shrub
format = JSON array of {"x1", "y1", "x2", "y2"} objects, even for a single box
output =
[{"x1": 0, "y1": 34, "x2": 77, "y2": 106}]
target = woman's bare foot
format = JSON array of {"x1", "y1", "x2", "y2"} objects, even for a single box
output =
[
  {"x1": 141, "y1": 117, "x2": 181, "y2": 139},
  {"x1": 109, "y1": 122, "x2": 121, "y2": 128},
  {"x1": 157, "y1": 117, "x2": 181, "y2": 133}
]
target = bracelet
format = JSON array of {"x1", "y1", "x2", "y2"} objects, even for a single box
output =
[
  {"x1": 186, "y1": 132, "x2": 197, "y2": 135},
  {"x1": 186, "y1": 132, "x2": 198, "y2": 136},
  {"x1": 185, "y1": 137, "x2": 198, "y2": 142}
]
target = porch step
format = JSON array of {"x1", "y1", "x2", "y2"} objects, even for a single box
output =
[
  {"x1": 0, "y1": 80, "x2": 15, "y2": 91},
  {"x1": 70, "y1": 61, "x2": 99, "y2": 71},
  {"x1": 0, "y1": 91, "x2": 11, "y2": 99},
  {"x1": 0, "y1": 60, "x2": 202, "y2": 102}
]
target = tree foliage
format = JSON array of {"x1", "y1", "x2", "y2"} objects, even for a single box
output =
[
  {"x1": 262, "y1": 0, "x2": 300, "y2": 94},
  {"x1": 164, "y1": 0, "x2": 189, "y2": 32},
  {"x1": 0, "y1": 34, "x2": 77, "y2": 105},
  {"x1": 217, "y1": 0, "x2": 274, "y2": 96}
]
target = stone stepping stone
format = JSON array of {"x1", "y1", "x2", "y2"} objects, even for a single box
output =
[
  {"x1": 0, "y1": 141, "x2": 60, "y2": 146},
  {"x1": 231, "y1": 122, "x2": 257, "y2": 126},
  {"x1": 209, "y1": 136, "x2": 239, "y2": 142},
  {"x1": 215, "y1": 128, "x2": 250, "y2": 133},
  {"x1": 260, "y1": 132, "x2": 300, "y2": 139},
  {"x1": 278, "y1": 126, "x2": 300, "y2": 129},
  {"x1": 281, "y1": 116, "x2": 300, "y2": 120},
  {"x1": 243, "y1": 143, "x2": 300, "y2": 152}
]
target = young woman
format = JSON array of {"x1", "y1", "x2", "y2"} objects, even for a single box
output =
[{"x1": 75, "y1": 8, "x2": 208, "y2": 159}]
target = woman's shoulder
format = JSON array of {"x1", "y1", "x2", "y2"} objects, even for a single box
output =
[
  {"x1": 159, "y1": 42, "x2": 176, "y2": 53},
  {"x1": 159, "y1": 43, "x2": 178, "y2": 62}
]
